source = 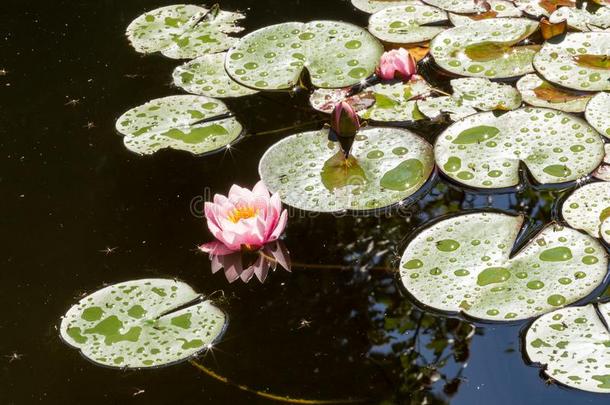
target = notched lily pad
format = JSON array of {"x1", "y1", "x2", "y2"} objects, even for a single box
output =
[
  {"x1": 173, "y1": 52, "x2": 258, "y2": 98},
  {"x1": 226, "y1": 21, "x2": 383, "y2": 90},
  {"x1": 448, "y1": 0, "x2": 522, "y2": 26},
  {"x1": 534, "y1": 32, "x2": 610, "y2": 91},
  {"x1": 126, "y1": 5, "x2": 245, "y2": 59},
  {"x1": 435, "y1": 107, "x2": 605, "y2": 188},
  {"x1": 352, "y1": 0, "x2": 420, "y2": 14},
  {"x1": 400, "y1": 212, "x2": 607, "y2": 321},
  {"x1": 258, "y1": 127, "x2": 434, "y2": 212},
  {"x1": 60, "y1": 279, "x2": 226, "y2": 368},
  {"x1": 585, "y1": 91, "x2": 610, "y2": 138},
  {"x1": 368, "y1": 4, "x2": 449, "y2": 45},
  {"x1": 562, "y1": 182, "x2": 610, "y2": 239},
  {"x1": 430, "y1": 18, "x2": 539, "y2": 79},
  {"x1": 526, "y1": 302, "x2": 610, "y2": 392},
  {"x1": 516, "y1": 73, "x2": 593, "y2": 112},
  {"x1": 115, "y1": 95, "x2": 243, "y2": 155}
]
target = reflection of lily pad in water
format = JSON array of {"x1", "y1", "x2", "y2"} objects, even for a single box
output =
[
  {"x1": 115, "y1": 95, "x2": 243, "y2": 155},
  {"x1": 225, "y1": 21, "x2": 383, "y2": 90},
  {"x1": 585, "y1": 91, "x2": 610, "y2": 138},
  {"x1": 435, "y1": 107, "x2": 605, "y2": 188},
  {"x1": 400, "y1": 212, "x2": 607, "y2": 321},
  {"x1": 516, "y1": 74, "x2": 593, "y2": 112},
  {"x1": 562, "y1": 181, "x2": 610, "y2": 238},
  {"x1": 126, "y1": 5, "x2": 245, "y2": 59},
  {"x1": 430, "y1": 18, "x2": 539, "y2": 79},
  {"x1": 368, "y1": 4, "x2": 448, "y2": 45},
  {"x1": 258, "y1": 127, "x2": 434, "y2": 212},
  {"x1": 534, "y1": 32, "x2": 610, "y2": 91},
  {"x1": 60, "y1": 279, "x2": 226, "y2": 368},
  {"x1": 173, "y1": 52, "x2": 258, "y2": 98},
  {"x1": 526, "y1": 302, "x2": 610, "y2": 392}
]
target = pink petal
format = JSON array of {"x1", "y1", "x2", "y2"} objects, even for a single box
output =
[
  {"x1": 269, "y1": 209, "x2": 288, "y2": 241},
  {"x1": 268, "y1": 241, "x2": 291, "y2": 272},
  {"x1": 199, "y1": 241, "x2": 236, "y2": 256},
  {"x1": 252, "y1": 180, "x2": 270, "y2": 199}
]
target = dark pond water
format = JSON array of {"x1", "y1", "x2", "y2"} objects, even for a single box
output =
[{"x1": 2, "y1": 0, "x2": 610, "y2": 404}]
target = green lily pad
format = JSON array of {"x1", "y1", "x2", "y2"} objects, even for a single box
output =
[
  {"x1": 418, "y1": 77, "x2": 522, "y2": 120},
  {"x1": 435, "y1": 107, "x2": 605, "y2": 188},
  {"x1": 585, "y1": 91, "x2": 610, "y2": 138},
  {"x1": 550, "y1": 6, "x2": 610, "y2": 32},
  {"x1": 534, "y1": 32, "x2": 610, "y2": 91},
  {"x1": 421, "y1": 0, "x2": 484, "y2": 13},
  {"x1": 60, "y1": 279, "x2": 226, "y2": 368},
  {"x1": 368, "y1": 4, "x2": 448, "y2": 45},
  {"x1": 258, "y1": 127, "x2": 434, "y2": 212},
  {"x1": 115, "y1": 95, "x2": 243, "y2": 155},
  {"x1": 562, "y1": 182, "x2": 610, "y2": 239},
  {"x1": 172, "y1": 52, "x2": 258, "y2": 98},
  {"x1": 353, "y1": 0, "x2": 424, "y2": 13},
  {"x1": 225, "y1": 21, "x2": 384, "y2": 90},
  {"x1": 526, "y1": 302, "x2": 610, "y2": 392},
  {"x1": 400, "y1": 212, "x2": 607, "y2": 321},
  {"x1": 448, "y1": 0, "x2": 522, "y2": 26},
  {"x1": 601, "y1": 216, "x2": 610, "y2": 243},
  {"x1": 430, "y1": 18, "x2": 539, "y2": 79},
  {"x1": 126, "y1": 5, "x2": 245, "y2": 59},
  {"x1": 516, "y1": 73, "x2": 593, "y2": 113}
]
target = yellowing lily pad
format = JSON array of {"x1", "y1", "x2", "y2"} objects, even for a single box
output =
[
  {"x1": 435, "y1": 107, "x2": 605, "y2": 188},
  {"x1": 516, "y1": 73, "x2": 593, "y2": 112},
  {"x1": 368, "y1": 4, "x2": 448, "y2": 45},
  {"x1": 115, "y1": 95, "x2": 243, "y2": 155},
  {"x1": 400, "y1": 212, "x2": 607, "y2": 321},
  {"x1": 258, "y1": 127, "x2": 434, "y2": 212},
  {"x1": 225, "y1": 21, "x2": 383, "y2": 90},
  {"x1": 60, "y1": 279, "x2": 226, "y2": 368},
  {"x1": 126, "y1": 5, "x2": 245, "y2": 59},
  {"x1": 430, "y1": 18, "x2": 539, "y2": 79}
]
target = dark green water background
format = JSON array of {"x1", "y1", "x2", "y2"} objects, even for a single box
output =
[{"x1": 2, "y1": 0, "x2": 609, "y2": 403}]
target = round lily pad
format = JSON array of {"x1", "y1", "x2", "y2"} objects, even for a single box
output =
[
  {"x1": 526, "y1": 302, "x2": 610, "y2": 392},
  {"x1": 60, "y1": 279, "x2": 226, "y2": 368},
  {"x1": 352, "y1": 0, "x2": 422, "y2": 14},
  {"x1": 368, "y1": 4, "x2": 448, "y2": 45},
  {"x1": 400, "y1": 212, "x2": 607, "y2": 321},
  {"x1": 173, "y1": 53, "x2": 258, "y2": 98},
  {"x1": 430, "y1": 18, "x2": 539, "y2": 79},
  {"x1": 533, "y1": 32, "x2": 610, "y2": 91},
  {"x1": 550, "y1": 6, "x2": 610, "y2": 32},
  {"x1": 516, "y1": 73, "x2": 593, "y2": 113},
  {"x1": 448, "y1": 0, "x2": 522, "y2": 26},
  {"x1": 585, "y1": 91, "x2": 610, "y2": 138},
  {"x1": 225, "y1": 21, "x2": 384, "y2": 90},
  {"x1": 258, "y1": 127, "x2": 434, "y2": 212},
  {"x1": 421, "y1": 0, "x2": 483, "y2": 13},
  {"x1": 562, "y1": 182, "x2": 610, "y2": 238},
  {"x1": 126, "y1": 5, "x2": 245, "y2": 59},
  {"x1": 435, "y1": 107, "x2": 605, "y2": 188},
  {"x1": 115, "y1": 95, "x2": 243, "y2": 155}
]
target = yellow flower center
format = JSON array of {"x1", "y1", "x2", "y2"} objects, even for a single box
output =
[{"x1": 227, "y1": 205, "x2": 259, "y2": 223}]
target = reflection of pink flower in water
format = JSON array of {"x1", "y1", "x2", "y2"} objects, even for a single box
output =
[
  {"x1": 199, "y1": 181, "x2": 288, "y2": 255},
  {"x1": 209, "y1": 241, "x2": 291, "y2": 283}
]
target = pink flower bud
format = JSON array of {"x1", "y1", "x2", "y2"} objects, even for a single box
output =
[
  {"x1": 376, "y1": 48, "x2": 417, "y2": 82},
  {"x1": 330, "y1": 101, "x2": 360, "y2": 138}
]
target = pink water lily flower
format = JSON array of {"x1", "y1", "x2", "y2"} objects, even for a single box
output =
[
  {"x1": 199, "y1": 180, "x2": 288, "y2": 255},
  {"x1": 376, "y1": 48, "x2": 417, "y2": 82}
]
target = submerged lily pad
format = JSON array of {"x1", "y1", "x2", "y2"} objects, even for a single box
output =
[
  {"x1": 550, "y1": 6, "x2": 610, "y2": 32},
  {"x1": 516, "y1": 73, "x2": 593, "y2": 112},
  {"x1": 430, "y1": 18, "x2": 539, "y2": 79},
  {"x1": 115, "y1": 95, "x2": 243, "y2": 155},
  {"x1": 225, "y1": 21, "x2": 383, "y2": 90},
  {"x1": 435, "y1": 107, "x2": 605, "y2": 188},
  {"x1": 352, "y1": 0, "x2": 420, "y2": 14},
  {"x1": 258, "y1": 127, "x2": 434, "y2": 212},
  {"x1": 60, "y1": 279, "x2": 226, "y2": 368},
  {"x1": 562, "y1": 182, "x2": 610, "y2": 239},
  {"x1": 418, "y1": 77, "x2": 522, "y2": 120},
  {"x1": 173, "y1": 53, "x2": 258, "y2": 98},
  {"x1": 585, "y1": 91, "x2": 610, "y2": 138},
  {"x1": 126, "y1": 5, "x2": 245, "y2": 59},
  {"x1": 526, "y1": 302, "x2": 610, "y2": 392},
  {"x1": 448, "y1": 0, "x2": 522, "y2": 26},
  {"x1": 400, "y1": 212, "x2": 607, "y2": 321},
  {"x1": 534, "y1": 32, "x2": 610, "y2": 91},
  {"x1": 368, "y1": 4, "x2": 448, "y2": 45}
]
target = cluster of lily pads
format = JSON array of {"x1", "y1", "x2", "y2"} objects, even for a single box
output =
[{"x1": 58, "y1": 0, "x2": 610, "y2": 395}]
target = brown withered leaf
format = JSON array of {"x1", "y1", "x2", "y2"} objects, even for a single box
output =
[
  {"x1": 573, "y1": 54, "x2": 610, "y2": 69},
  {"x1": 539, "y1": 0, "x2": 576, "y2": 14},
  {"x1": 469, "y1": 10, "x2": 498, "y2": 20},
  {"x1": 540, "y1": 17, "x2": 567, "y2": 40},
  {"x1": 533, "y1": 82, "x2": 590, "y2": 103}
]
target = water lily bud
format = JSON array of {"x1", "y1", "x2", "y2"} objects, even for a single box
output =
[
  {"x1": 376, "y1": 48, "x2": 417, "y2": 82},
  {"x1": 330, "y1": 101, "x2": 361, "y2": 157}
]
